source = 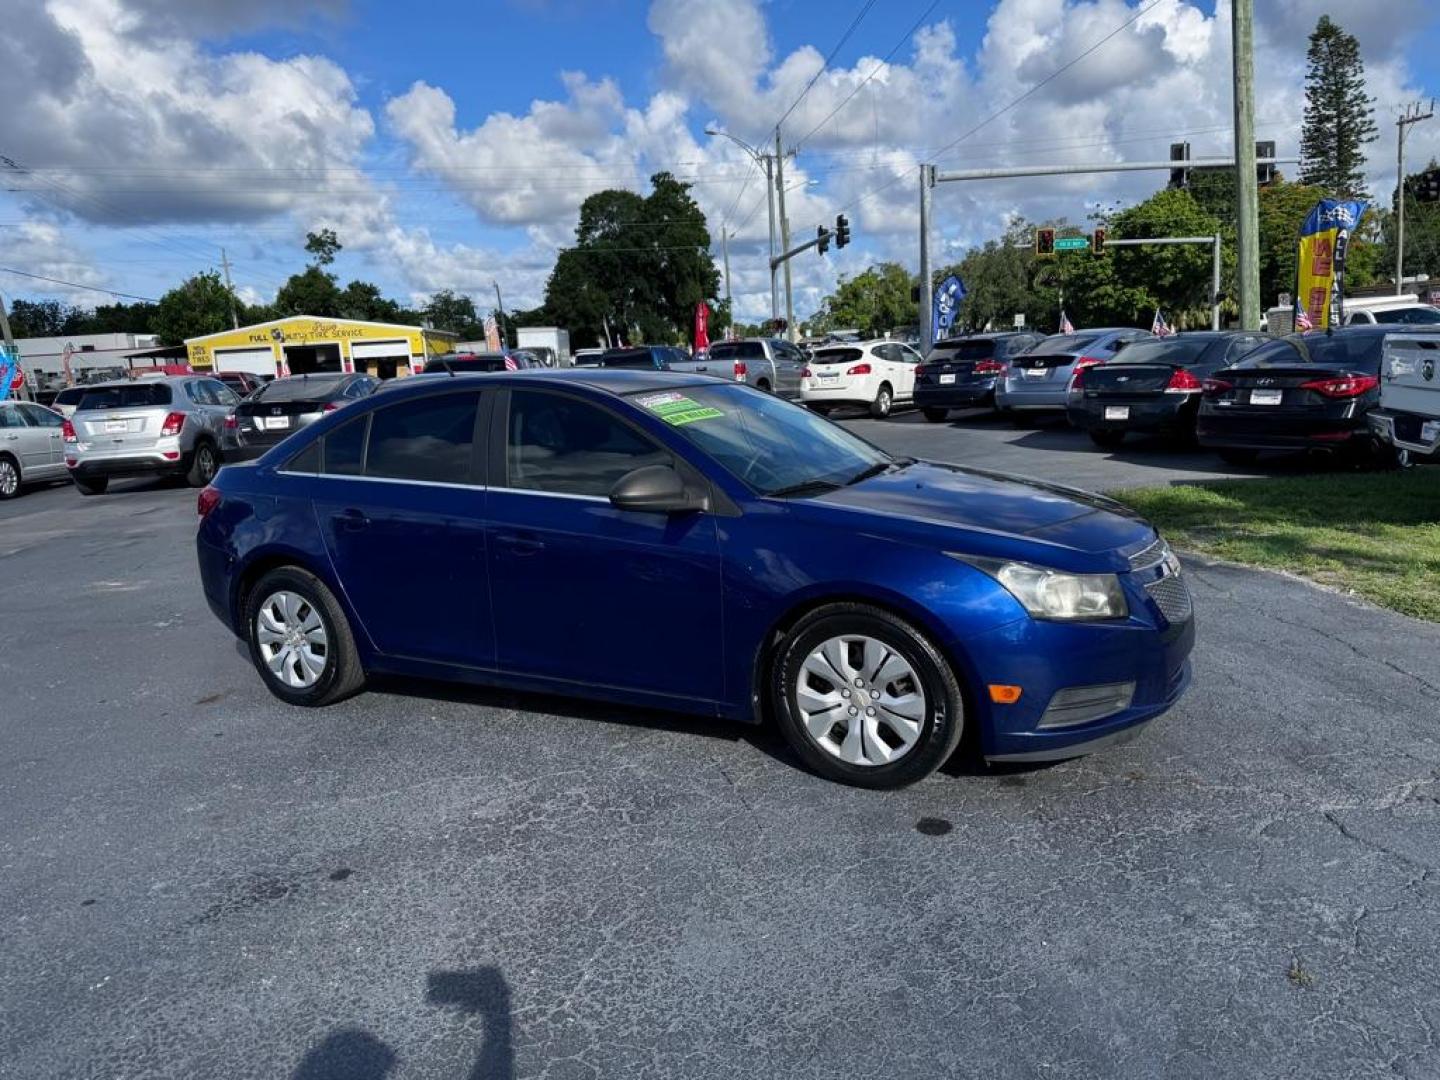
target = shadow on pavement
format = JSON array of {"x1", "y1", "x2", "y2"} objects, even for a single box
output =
[{"x1": 292, "y1": 1028, "x2": 398, "y2": 1080}]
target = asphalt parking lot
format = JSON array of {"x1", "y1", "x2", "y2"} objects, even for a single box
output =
[{"x1": 3, "y1": 422, "x2": 1439, "y2": 1079}]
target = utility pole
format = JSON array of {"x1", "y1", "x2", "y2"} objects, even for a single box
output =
[
  {"x1": 775, "y1": 127, "x2": 795, "y2": 341},
  {"x1": 493, "y1": 281, "x2": 507, "y2": 347},
  {"x1": 722, "y1": 226, "x2": 732, "y2": 337},
  {"x1": 1231, "y1": 0, "x2": 1260, "y2": 328},
  {"x1": 220, "y1": 247, "x2": 239, "y2": 329},
  {"x1": 918, "y1": 165, "x2": 934, "y2": 355},
  {"x1": 1396, "y1": 101, "x2": 1434, "y2": 295}
]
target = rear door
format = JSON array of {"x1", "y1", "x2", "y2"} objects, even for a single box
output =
[
  {"x1": 0, "y1": 404, "x2": 54, "y2": 476},
  {"x1": 772, "y1": 340, "x2": 807, "y2": 398},
  {"x1": 312, "y1": 390, "x2": 493, "y2": 668},
  {"x1": 884, "y1": 343, "x2": 922, "y2": 399}
]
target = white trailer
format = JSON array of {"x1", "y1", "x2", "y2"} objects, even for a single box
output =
[{"x1": 515, "y1": 327, "x2": 572, "y2": 367}]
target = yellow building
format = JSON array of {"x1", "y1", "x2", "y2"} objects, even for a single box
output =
[{"x1": 185, "y1": 315, "x2": 455, "y2": 381}]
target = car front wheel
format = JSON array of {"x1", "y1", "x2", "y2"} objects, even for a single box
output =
[
  {"x1": 245, "y1": 566, "x2": 365, "y2": 707},
  {"x1": 771, "y1": 603, "x2": 966, "y2": 788}
]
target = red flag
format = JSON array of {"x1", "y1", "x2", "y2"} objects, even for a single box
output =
[{"x1": 694, "y1": 301, "x2": 711, "y2": 355}]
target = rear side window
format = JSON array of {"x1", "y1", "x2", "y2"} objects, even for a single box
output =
[
  {"x1": 76, "y1": 384, "x2": 173, "y2": 410},
  {"x1": 324, "y1": 416, "x2": 367, "y2": 475},
  {"x1": 506, "y1": 389, "x2": 668, "y2": 497},
  {"x1": 284, "y1": 441, "x2": 321, "y2": 474},
  {"x1": 366, "y1": 393, "x2": 479, "y2": 485},
  {"x1": 19, "y1": 403, "x2": 63, "y2": 427}
]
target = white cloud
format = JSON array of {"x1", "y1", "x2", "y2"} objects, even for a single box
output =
[{"x1": 0, "y1": 221, "x2": 113, "y2": 303}]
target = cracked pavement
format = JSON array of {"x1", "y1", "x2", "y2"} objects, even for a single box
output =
[{"x1": 2, "y1": 435, "x2": 1438, "y2": 1078}]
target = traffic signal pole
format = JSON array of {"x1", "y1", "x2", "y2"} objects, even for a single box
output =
[{"x1": 1396, "y1": 102, "x2": 1434, "y2": 295}]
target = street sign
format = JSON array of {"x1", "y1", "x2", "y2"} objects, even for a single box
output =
[{"x1": 1054, "y1": 236, "x2": 1090, "y2": 252}]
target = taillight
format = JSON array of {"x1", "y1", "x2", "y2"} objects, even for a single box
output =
[
  {"x1": 733, "y1": 360, "x2": 748, "y2": 381},
  {"x1": 223, "y1": 415, "x2": 238, "y2": 430},
  {"x1": 62, "y1": 419, "x2": 76, "y2": 443},
  {"x1": 160, "y1": 411, "x2": 186, "y2": 436},
  {"x1": 973, "y1": 359, "x2": 1005, "y2": 374},
  {"x1": 914, "y1": 364, "x2": 927, "y2": 377},
  {"x1": 847, "y1": 363, "x2": 872, "y2": 375},
  {"x1": 801, "y1": 366, "x2": 813, "y2": 378},
  {"x1": 323, "y1": 402, "x2": 340, "y2": 412},
  {"x1": 1070, "y1": 367, "x2": 1086, "y2": 389},
  {"x1": 1202, "y1": 377, "x2": 1234, "y2": 396},
  {"x1": 1072, "y1": 357, "x2": 1102, "y2": 373},
  {"x1": 1166, "y1": 368, "x2": 1204, "y2": 392},
  {"x1": 1300, "y1": 374, "x2": 1379, "y2": 398},
  {"x1": 197, "y1": 485, "x2": 222, "y2": 519}
]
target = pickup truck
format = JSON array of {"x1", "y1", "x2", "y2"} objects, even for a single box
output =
[
  {"x1": 1369, "y1": 332, "x2": 1440, "y2": 464},
  {"x1": 668, "y1": 338, "x2": 807, "y2": 400}
]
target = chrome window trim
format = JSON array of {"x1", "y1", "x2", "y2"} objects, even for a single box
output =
[
  {"x1": 274, "y1": 469, "x2": 485, "y2": 493},
  {"x1": 490, "y1": 485, "x2": 609, "y2": 504}
]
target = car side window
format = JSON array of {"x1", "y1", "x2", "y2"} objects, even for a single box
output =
[
  {"x1": 19, "y1": 404, "x2": 62, "y2": 427},
  {"x1": 323, "y1": 415, "x2": 368, "y2": 476},
  {"x1": 207, "y1": 380, "x2": 239, "y2": 406},
  {"x1": 366, "y1": 393, "x2": 479, "y2": 485},
  {"x1": 506, "y1": 389, "x2": 670, "y2": 498},
  {"x1": 0, "y1": 406, "x2": 26, "y2": 428},
  {"x1": 182, "y1": 381, "x2": 203, "y2": 404},
  {"x1": 896, "y1": 344, "x2": 922, "y2": 363}
]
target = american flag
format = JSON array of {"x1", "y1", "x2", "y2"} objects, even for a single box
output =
[
  {"x1": 1151, "y1": 308, "x2": 1174, "y2": 338},
  {"x1": 503, "y1": 355, "x2": 518, "y2": 371},
  {"x1": 1059, "y1": 309, "x2": 1075, "y2": 334},
  {"x1": 1295, "y1": 305, "x2": 1314, "y2": 331}
]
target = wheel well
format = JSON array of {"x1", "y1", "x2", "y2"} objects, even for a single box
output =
[
  {"x1": 233, "y1": 553, "x2": 324, "y2": 628},
  {"x1": 749, "y1": 593, "x2": 978, "y2": 731},
  {"x1": 756, "y1": 377, "x2": 771, "y2": 390}
]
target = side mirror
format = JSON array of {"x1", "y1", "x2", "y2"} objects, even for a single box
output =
[{"x1": 609, "y1": 465, "x2": 708, "y2": 514}]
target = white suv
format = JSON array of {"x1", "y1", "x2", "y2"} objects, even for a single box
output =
[{"x1": 800, "y1": 339, "x2": 923, "y2": 418}]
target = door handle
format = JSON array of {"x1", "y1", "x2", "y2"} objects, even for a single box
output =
[
  {"x1": 3, "y1": 435, "x2": 17, "y2": 441},
  {"x1": 495, "y1": 531, "x2": 545, "y2": 556},
  {"x1": 335, "y1": 508, "x2": 370, "y2": 533}
]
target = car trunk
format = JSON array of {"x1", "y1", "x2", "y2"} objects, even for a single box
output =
[
  {"x1": 235, "y1": 397, "x2": 330, "y2": 441},
  {"x1": 1210, "y1": 366, "x2": 1346, "y2": 409},
  {"x1": 920, "y1": 343, "x2": 1000, "y2": 385},
  {"x1": 1083, "y1": 364, "x2": 1178, "y2": 397}
]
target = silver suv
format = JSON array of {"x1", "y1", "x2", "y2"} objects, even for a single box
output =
[{"x1": 64, "y1": 376, "x2": 240, "y2": 495}]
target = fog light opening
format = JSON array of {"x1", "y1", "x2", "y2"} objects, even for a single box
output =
[{"x1": 1038, "y1": 681, "x2": 1136, "y2": 729}]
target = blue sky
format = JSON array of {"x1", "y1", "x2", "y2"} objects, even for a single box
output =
[{"x1": 3, "y1": 0, "x2": 1438, "y2": 325}]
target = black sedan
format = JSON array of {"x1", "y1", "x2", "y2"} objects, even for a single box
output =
[
  {"x1": 228, "y1": 373, "x2": 378, "y2": 458},
  {"x1": 1197, "y1": 326, "x2": 1423, "y2": 464},
  {"x1": 914, "y1": 332, "x2": 1043, "y2": 421},
  {"x1": 1068, "y1": 331, "x2": 1271, "y2": 448}
]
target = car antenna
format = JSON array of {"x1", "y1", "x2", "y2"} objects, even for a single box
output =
[{"x1": 441, "y1": 355, "x2": 456, "y2": 376}]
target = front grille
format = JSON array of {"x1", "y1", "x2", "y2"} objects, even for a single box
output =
[
  {"x1": 1128, "y1": 536, "x2": 1168, "y2": 570},
  {"x1": 1145, "y1": 573, "x2": 1193, "y2": 625}
]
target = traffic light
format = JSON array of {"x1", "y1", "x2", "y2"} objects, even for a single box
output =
[
  {"x1": 1169, "y1": 141, "x2": 1191, "y2": 189},
  {"x1": 817, "y1": 225, "x2": 830, "y2": 255},
  {"x1": 1035, "y1": 227, "x2": 1056, "y2": 258},
  {"x1": 1092, "y1": 227, "x2": 1106, "y2": 255},
  {"x1": 835, "y1": 213, "x2": 851, "y2": 248},
  {"x1": 1414, "y1": 167, "x2": 1440, "y2": 203}
]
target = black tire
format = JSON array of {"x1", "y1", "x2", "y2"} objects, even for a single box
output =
[
  {"x1": 0, "y1": 454, "x2": 20, "y2": 500},
  {"x1": 187, "y1": 440, "x2": 220, "y2": 488},
  {"x1": 73, "y1": 475, "x2": 108, "y2": 496},
  {"x1": 922, "y1": 407, "x2": 949, "y2": 423},
  {"x1": 771, "y1": 603, "x2": 966, "y2": 789},
  {"x1": 869, "y1": 383, "x2": 894, "y2": 419},
  {"x1": 244, "y1": 566, "x2": 365, "y2": 707},
  {"x1": 1217, "y1": 448, "x2": 1259, "y2": 465},
  {"x1": 1089, "y1": 429, "x2": 1126, "y2": 449}
]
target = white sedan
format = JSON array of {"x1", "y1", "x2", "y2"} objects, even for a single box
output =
[{"x1": 800, "y1": 340, "x2": 923, "y2": 418}]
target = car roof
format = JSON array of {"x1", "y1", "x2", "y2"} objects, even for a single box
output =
[
  {"x1": 1300, "y1": 323, "x2": 1433, "y2": 337},
  {"x1": 374, "y1": 369, "x2": 716, "y2": 399},
  {"x1": 933, "y1": 332, "x2": 1032, "y2": 344}
]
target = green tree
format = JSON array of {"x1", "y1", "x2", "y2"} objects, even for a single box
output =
[
  {"x1": 1300, "y1": 16, "x2": 1378, "y2": 198},
  {"x1": 337, "y1": 280, "x2": 405, "y2": 323},
  {"x1": 274, "y1": 266, "x2": 342, "y2": 317},
  {"x1": 152, "y1": 271, "x2": 240, "y2": 345},
  {"x1": 305, "y1": 228, "x2": 342, "y2": 267},
  {"x1": 809, "y1": 262, "x2": 916, "y2": 337},
  {"x1": 423, "y1": 290, "x2": 484, "y2": 338},
  {"x1": 7, "y1": 299, "x2": 73, "y2": 337}
]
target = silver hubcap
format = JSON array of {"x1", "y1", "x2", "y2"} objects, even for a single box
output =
[
  {"x1": 199, "y1": 447, "x2": 216, "y2": 480},
  {"x1": 0, "y1": 461, "x2": 16, "y2": 496},
  {"x1": 795, "y1": 634, "x2": 927, "y2": 766},
  {"x1": 256, "y1": 590, "x2": 328, "y2": 689}
]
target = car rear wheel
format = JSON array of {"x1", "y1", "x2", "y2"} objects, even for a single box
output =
[
  {"x1": 245, "y1": 566, "x2": 365, "y2": 707},
  {"x1": 0, "y1": 455, "x2": 20, "y2": 499},
  {"x1": 870, "y1": 383, "x2": 894, "y2": 419},
  {"x1": 1089, "y1": 429, "x2": 1126, "y2": 449},
  {"x1": 73, "y1": 475, "x2": 108, "y2": 496},
  {"x1": 1218, "y1": 448, "x2": 1259, "y2": 466},
  {"x1": 187, "y1": 441, "x2": 219, "y2": 488},
  {"x1": 771, "y1": 603, "x2": 965, "y2": 789},
  {"x1": 922, "y1": 407, "x2": 949, "y2": 423}
]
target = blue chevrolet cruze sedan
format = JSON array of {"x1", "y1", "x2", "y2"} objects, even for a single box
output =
[{"x1": 196, "y1": 369, "x2": 1194, "y2": 788}]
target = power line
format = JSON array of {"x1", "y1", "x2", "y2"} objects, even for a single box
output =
[
  {"x1": 0, "y1": 266, "x2": 159, "y2": 302},
  {"x1": 795, "y1": 0, "x2": 942, "y2": 150},
  {"x1": 775, "y1": 0, "x2": 880, "y2": 131}
]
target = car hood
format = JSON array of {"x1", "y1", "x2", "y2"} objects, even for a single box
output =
[{"x1": 809, "y1": 460, "x2": 1153, "y2": 563}]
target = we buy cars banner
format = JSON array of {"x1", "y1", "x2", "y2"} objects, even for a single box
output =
[{"x1": 1296, "y1": 198, "x2": 1367, "y2": 329}]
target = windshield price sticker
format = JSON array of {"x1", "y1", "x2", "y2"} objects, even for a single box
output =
[{"x1": 636, "y1": 392, "x2": 724, "y2": 426}]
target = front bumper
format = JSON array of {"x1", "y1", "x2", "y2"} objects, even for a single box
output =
[{"x1": 914, "y1": 380, "x2": 996, "y2": 408}]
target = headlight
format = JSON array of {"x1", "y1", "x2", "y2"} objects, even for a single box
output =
[{"x1": 949, "y1": 555, "x2": 1129, "y2": 621}]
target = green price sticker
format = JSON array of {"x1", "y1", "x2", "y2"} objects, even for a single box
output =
[{"x1": 636, "y1": 393, "x2": 725, "y2": 426}]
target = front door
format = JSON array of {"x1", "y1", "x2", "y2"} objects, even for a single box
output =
[
  {"x1": 486, "y1": 387, "x2": 725, "y2": 704},
  {"x1": 16, "y1": 403, "x2": 67, "y2": 475},
  {"x1": 0, "y1": 404, "x2": 54, "y2": 476},
  {"x1": 312, "y1": 391, "x2": 493, "y2": 668}
]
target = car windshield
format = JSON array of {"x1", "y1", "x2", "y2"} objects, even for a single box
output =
[
  {"x1": 630, "y1": 383, "x2": 890, "y2": 496},
  {"x1": 1109, "y1": 338, "x2": 1213, "y2": 365},
  {"x1": 929, "y1": 340, "x2": 998, "y2": 361},
  {"x1": 253, "y1": 375, "x2": 348, "y2": 400},
  {"x1": 812, "y1": 347, "x2": 864, "y2": 366},
  {"x1": 1031, "y1": 333, "x2": 1101, "y2": 355},
  {"x1": 1370, "y1": 306, "x2": 1440, "y2": 324},
  {"x1": 76, "y1": 384, "x2": 172, "y2": 410}
]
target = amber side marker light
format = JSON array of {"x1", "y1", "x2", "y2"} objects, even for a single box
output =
[{"x1": 988, "y1": 685, "x2": 1023, "y2": 705}]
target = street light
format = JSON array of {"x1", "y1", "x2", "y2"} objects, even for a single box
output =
[{"x1": 706, "y1": 128, "x2": 778, "y2": 320}]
